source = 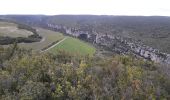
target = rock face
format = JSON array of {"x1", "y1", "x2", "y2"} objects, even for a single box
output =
[
  {"x1": 46, "y1": 23, "x2": 170, "y2": 64},
  {"x1": 96, "y1": 34, "x2": 170, "y2": 64}
]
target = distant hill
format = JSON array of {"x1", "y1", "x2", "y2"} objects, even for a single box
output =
[{"x1": 1, "y1": 15, "x2": 170, "y2": 53}]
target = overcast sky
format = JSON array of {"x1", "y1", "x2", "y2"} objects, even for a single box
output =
[{"x1": 0, "y1": 0, "x2": 170, "y2": 16}]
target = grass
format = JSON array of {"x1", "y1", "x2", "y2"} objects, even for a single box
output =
[
  {"x1": 18, "y1": 28, "x2": 64, "y2": 51},
  {"x1": 49, "y1": 37, "x2": 96, "y2": 56}
]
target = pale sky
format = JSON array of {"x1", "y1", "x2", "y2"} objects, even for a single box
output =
[{"x1": 0, "y1": 0, "x2": 170, "y2": 16}]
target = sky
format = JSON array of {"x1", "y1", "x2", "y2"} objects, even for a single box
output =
[{"x1": 0, "y1": 0, "x2": 170, "y2": 16}]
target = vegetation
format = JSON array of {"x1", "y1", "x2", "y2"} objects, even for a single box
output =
[
  {"x1": 17, "y1": 23, "x2": 37, "y2": 35},
  {"x1": 18, "y1": 28, "x2": 64, "y2": 51},
  {"x1": 36, "y1": 15, "x2": 170, "y2": 53},
  {"x1": 49, "y1": 37, "x2": 96, "y2": 56},
  {"x1": 0, "y1": 21, "x2": 42, "y2": 45},
  {"x1": 0, "y1": 36, "x2": 42, "y2": 45},
  {"x1": 0, "y1": 20, "x2": 64, "y2": 51},
  {"x1": 0, "y1": 21, "x2": 33, "y2": 38},
  {"x1": 0, "y1": 44, "x2": 169, "y2": 100},
  {"x1": 0, "y1": 15, "x2": 170, "y2": 100}
]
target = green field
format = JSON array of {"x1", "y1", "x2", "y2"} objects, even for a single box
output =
[{"x1": 49, "y1": 37, "x2": 96, "y2": 56}]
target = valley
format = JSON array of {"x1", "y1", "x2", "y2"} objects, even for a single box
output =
[
  {"x1": 0, "y1": 15, "x2": 170, "y2": 99},
  {"x1": 1, "y1": 15, "x2": 170, "y2": 64},
  {"x1": 0, "y1": 20, "x2": 96, "y2": 56},
  {"x1": 40, "y1": 21, "x2": 170, "y2": 64}
]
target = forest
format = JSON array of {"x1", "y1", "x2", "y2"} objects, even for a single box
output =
[{"x1": 0, "y1": 44, "x2": 169, "y2": 100}]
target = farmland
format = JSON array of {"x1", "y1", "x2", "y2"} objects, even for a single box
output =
[
  {"x1": 0, "y1": 21, "x2": 64, "y2": 50},
  {"x1": 18, "y1": 28, "x2": 64, "y2": 51},
  {"x1": 0, "y1": 21, "x2": 95, "y2": 55},
  {"x1": 49, "y1": 37, "x2": 96, "y2": 56},
  {"x1": 0, "y1": 21, "x2": 33, "y2": 37}
]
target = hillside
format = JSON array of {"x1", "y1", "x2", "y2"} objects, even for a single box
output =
[
  {"x1": 2, "y1": 15, "x2": 170, "y2": 53},
  {"x1": 45, "y1": 16, "x2": 170, "y2": 53},
  {"x1": 35, "y1": 15, "x2": 170, "y2": 64},
  {"x1": 0, "y1": 20, "x2": 95, "y2": 56}
]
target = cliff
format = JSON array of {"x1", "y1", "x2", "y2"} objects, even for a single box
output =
[{"x1": 46, "y1": 23, "x2": 170, "y2": 64}]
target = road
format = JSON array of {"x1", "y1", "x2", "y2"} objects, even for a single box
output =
[{"x1": 41, "y1": 37, "x2": 68, "y2": 53}]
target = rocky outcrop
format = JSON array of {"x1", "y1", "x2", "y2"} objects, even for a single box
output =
[
  {"x1": 45, "y1": 23, "x2": 170, "y2": 64},
  {"x1": 47, "y1": 23, "x2": 93, "y2": 41},
  {"x1": 95, "y1": 34, "x2": 170, "y2": 64}
]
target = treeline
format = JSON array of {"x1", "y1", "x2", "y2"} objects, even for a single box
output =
[
  {"x1": 0, "y1": 36, "x2": 41, "y2": 45},
  {"x1": 0, "y1": 24, "x2": 42, "y2": 45},
  {"x1": 17, "y1": 23, "x2": 42, "y2": 40},
  {"x1": 17, "y1": 24, "x2": 37, "y2": 35},
  {"x1": 0, "y1": 45, "x2": 169, "y2": 100}
]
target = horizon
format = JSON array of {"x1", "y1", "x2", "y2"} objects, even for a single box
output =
[
  {"x1": 0, "y1": 14, "x2": 170, "y2": 17},
  {"x1": 0, "y1": 0, "x2": 170, "y2": 16}
]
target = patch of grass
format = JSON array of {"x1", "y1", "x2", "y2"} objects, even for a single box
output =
[
  {"x1": 49, "y1": 37, "x2": 96, "y2": 56},
  {"x1": 18, "y1": 28, "x2": 64, "y2": 51}
]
